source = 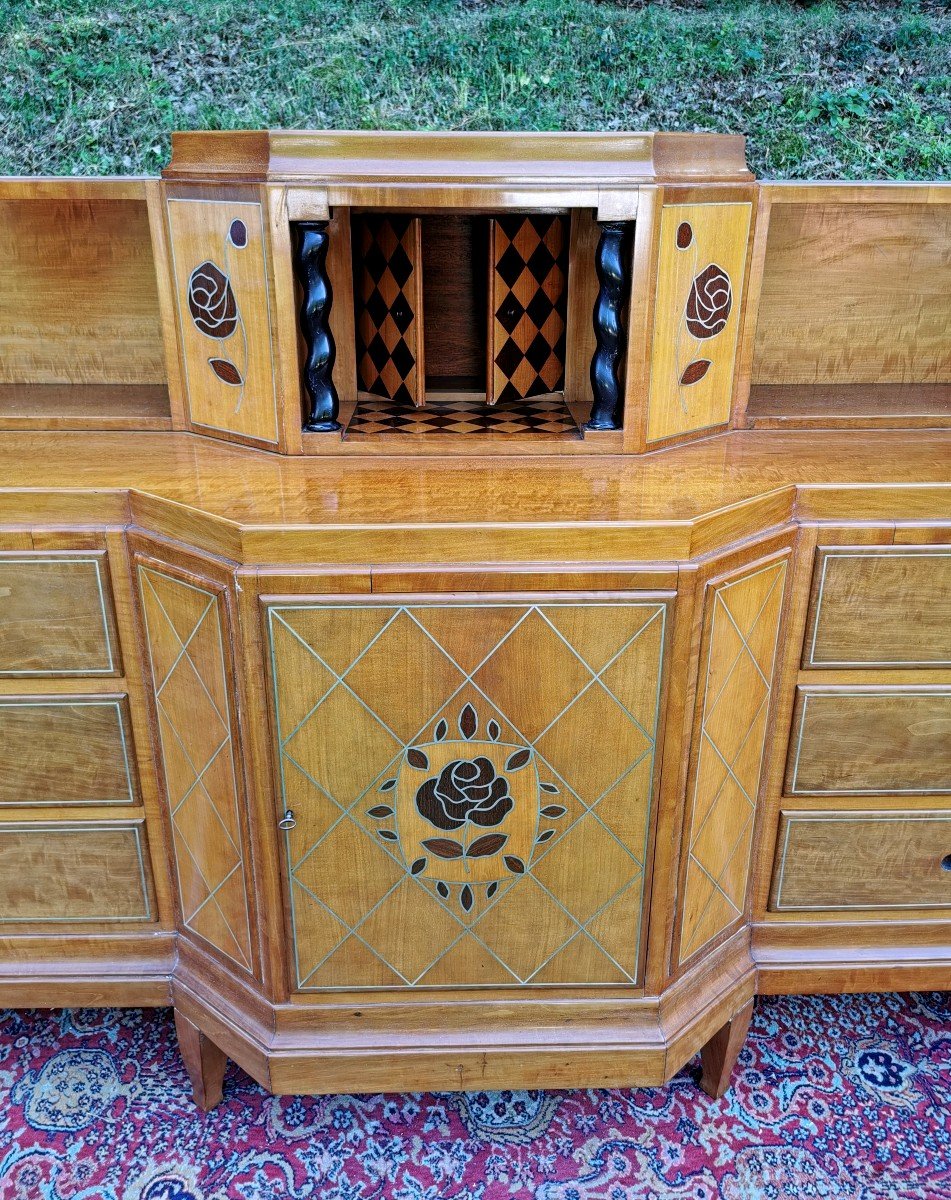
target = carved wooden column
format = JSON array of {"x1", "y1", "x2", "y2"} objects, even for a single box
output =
[
  {"x1": 585, "y1": 220, "x2": 632, "y2": 431},
  {"x1": 293, "y1": 221, "x2": 340, "y2": 432}
]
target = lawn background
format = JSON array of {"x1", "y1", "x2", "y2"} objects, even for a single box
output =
[{"x1": 1, "y1": 0, "x2": 948, "y2": 179}]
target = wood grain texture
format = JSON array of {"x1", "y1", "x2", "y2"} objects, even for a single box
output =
[
  {"x1": 0, "y1": 552, "x2": 119, "y2": 676},
  {"x1": 746, "y1": 383, "x2": 951, "y2": 429},
  {"x1": 752, "y1": 202, "x2": 951, "y2": 386},
  {"x1": 677, "y1": 556, "x2": 787, "y2": 965},
  {"x1": 786, "y1": 688, "x2": 951, "y2": 794},
  {"x1": 699, "y1": 999, "x2": 754, "y2": 1098},
  {"x1": 267, "y1": 596, "x2": 666, "y2": 990},
  {"x1": 175, "y1": 1009, "x2": 228, "y2": 1110},
  {"x1": 646, "y1": 202, "x2": 752, "y2": 443},
  {"x1": 770, "y1": 810, "x2": 951, "y2": 909},
  {"x1": 138, "y1": 563, "x2": 255, "y2": 974},
  {"x1": 166, "y1": 196, "x2": 279, "y2": 443},
  {"x1": 0, "y1": 199, "x2": 164, "y2": 386},
  {"x1": 0, "y1": 384, "x2": 172, "y2": 432},
  {"x1": 421, "y1": 214, "x2": 488, "y2": 392},
  {"x1": 0, "y1": 822, "x2": 151, "y2": 921},
  {"x1": 804, "y1": 546, "x2": 951, "y2": 667},
  {"x1": 0, "y1": 696, "x2": 137, "y2": 806}
]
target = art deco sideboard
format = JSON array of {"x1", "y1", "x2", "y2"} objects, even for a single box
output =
[{"x1": 0, "y1": 132, "x2": 948, "y2": 1108}]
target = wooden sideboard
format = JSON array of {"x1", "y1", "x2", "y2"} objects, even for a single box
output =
[{"x1": 0, "y1": 132, "x2": 948, "y2": 1108}]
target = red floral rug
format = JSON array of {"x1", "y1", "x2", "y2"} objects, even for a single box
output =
[{"x1": 0, "y1": 992, "x2": 948, "y2": 1199}]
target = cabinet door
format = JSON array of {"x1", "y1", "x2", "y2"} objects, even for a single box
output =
[
  {"x1": 354, "y1": 215, "x2": 425, "y2": 406},
  {"x1": 487, "y1": 215, "x2": 568, "y2": 405},
  {"x1": 267, "y1": 597, "x2": 667, "y2": 990}
]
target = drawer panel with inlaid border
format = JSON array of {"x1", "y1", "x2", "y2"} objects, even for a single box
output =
[
  {"x1": 0, "y1": 696, "x2": 138, "y2": 807},
  {"x1": 770, "y1": 810, "x2": 951, "y2": 910},
  {"x1": 786, "y1": 688, "x2": 951, "y2": 795},
  {"x1": 0, "y1": 821, "x2": 153, "y2": 922},
  {"x1": 804, "y1": 546, "x2": 951, "y2": 668},
  {"x1": 0, "y1": 552, "x2": 120, "y2": 677}
]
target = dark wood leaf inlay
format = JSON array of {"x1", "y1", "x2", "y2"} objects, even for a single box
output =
[
  {"x1": 467, "y1": 833, "x2": 508, "y2": 858},
  {"x1": 367, "y1": 805, "x2": 394, "y2": 818},
  {"x1": 459, "y1": 704, "x2": 478, "y2": 739},
  {"x1": 410, "y1": 857, "x2": 426, "y2": 875},
  {"x1": 540, "y1": 782, "x2": 560, "y2": 794},
  {"x1": 208, "y1": 358, "x2": 242, "y2": 385},
  {"x1": 680, "y1": 359, "x2": 712, "y2": 386},
  {"x1": 487, "y1": 881, "x2": 498, "y2": 899},
  {"x1": 541, "y1": 805, "x2": 566, "y2": 818},
  {"x1": 460, "y1": 885, "x2": 474, "y2": 912},
  {"x1": 379, "y1": 778, "x2": 397, "y2": 792},
  {"x1": 504, "y1": 855, "x2": 525, "y2": 875},
  {"x1": 536, "y1": 829, "x2": 555, "y2": 843},
  {"x1": 506, "y1": 748, "x2": 531, "y2": 771},
  {"x1": 422, "y1": 837, "x2": 464, "y2": 860},
  {"x1": 436, "y1": 881, "x2": 450, "y2": 898},
  {"x1": 434, "y1": 719, "x2": 448, "y2": 742},
  {"x1": 407, "y1": 748, "x2": 429, "y2": 770},
  {"x1": 378, "y1": 829, "x2": 398, "y2": 841}
]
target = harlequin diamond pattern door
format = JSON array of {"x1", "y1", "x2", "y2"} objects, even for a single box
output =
[
  {"x1": 267, "y1": 601, "x2": 666, "y2": 990},
  {"x1": 488, "y1": 215, "x2": 568, "y2": 405},
  {"x1": 677, "y1": 558, "x2": 787, "y2": 965}
]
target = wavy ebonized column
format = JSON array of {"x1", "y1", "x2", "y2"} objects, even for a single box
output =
[
  {"x1": 293, "y1": 221, "x2": 340, "y2": 432},
  {"x1": 585, "y1": 220, "x2": 632, "y2": 432}
]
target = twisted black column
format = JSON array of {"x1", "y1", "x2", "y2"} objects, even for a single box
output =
[
  {"x1": 293, "y1": 221, "x2": 340, "y2": 432},
  {"x1": 584, "y1": 220, "x2": 632, "y2": 432}
]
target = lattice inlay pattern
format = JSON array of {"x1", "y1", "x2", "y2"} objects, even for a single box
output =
[
  {"x1": 678, "y1": 560, "x2": 787, "y2": 964},
  {"x1": 346, "y1": 395, "x2": 580, "y2": 438},
  {"x1": 268, "y1": 602, "x2": 666, "y2": 990},
  {"x1": 354, "y1": 215, "x2": 422, "y2": 406},
  {"x1": 138, "y1": 567, "x2": 253, "y2": 972}
]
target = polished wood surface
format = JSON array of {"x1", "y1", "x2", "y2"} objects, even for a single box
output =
[
  {"x1": 0, "y1": 551, "x2": 119, "y2": 676},
  {"x1": 771, "y1": 811, "x2": 951, "y2": 910},
  {"x1": 0, "y1": 696, "x2": 137, "y2": 806},
  {"x1": 699, "y1": 999, "x2": 754, "y2": 1099},
  {"x1": 786, "y1": 687, "x2": 951, "y2": 795},
  {"x1": 646, "y1": 202, "x2": 752, "y2": 443},
  {"x1": 804, "y1": 545, "x2": 951, "y2": 667},
  {"x1": 0, "y1": 821, "x2": 151, "y2": 922},
  {"x1": 175, "y1": 1009, "x2": 227, "y2": 1111}
]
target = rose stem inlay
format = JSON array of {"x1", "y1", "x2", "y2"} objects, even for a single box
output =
[
  {"x1": 293, "y1": 221, "x2": 341, "y2": 432},
  {"x1": 585, "y1": 220, "x2": 632, "y2": 432}
]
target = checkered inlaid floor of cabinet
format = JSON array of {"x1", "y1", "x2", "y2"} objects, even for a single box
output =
[{"x1": 344, "y1": 395, "x2": 583, "y2": 438}]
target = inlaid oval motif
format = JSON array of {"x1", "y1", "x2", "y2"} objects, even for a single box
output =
[
  {"x1": 680, "y1": 359, "x2": 712, "y2": 386},
  {"x1": 676, "y1": 221, "x2": 693, "y2": 249},
  {"x1": 685, "y1": 264, "x2": 732, "y2": 339},
  {"x1": 228, "y1": 218, "x2": 248, "y2": 248}
]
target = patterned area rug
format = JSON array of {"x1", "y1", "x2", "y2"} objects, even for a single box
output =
[{"x1": 0, "y1": 992, "x2": 948, "y2": 1199}]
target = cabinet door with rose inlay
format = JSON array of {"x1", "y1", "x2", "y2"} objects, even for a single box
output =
[{"x1": 266, "y1": 597, "x2": 668, "y2": 991}]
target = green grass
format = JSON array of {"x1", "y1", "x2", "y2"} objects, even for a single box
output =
[{"x1": 1, "y1": 0, "x2": 948, "y2": 178}]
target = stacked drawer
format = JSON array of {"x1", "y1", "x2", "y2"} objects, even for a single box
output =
[
  {"x1": 770, "y1": 541, "x2": 951, "y2": 913},
  {"x1": 0, "y1": 546, "x2": 154, "y2": 924}
]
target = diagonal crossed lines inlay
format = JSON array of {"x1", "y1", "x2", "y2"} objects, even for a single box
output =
[
  {"x1": 678, "y1": 560, "x2": 787, "y2": 964},
  {"x1": 138, "y1": 567, "x2": 253, "y2": 973},
  {"x1": 268, "y1": 602, "x2": 667, "y2": 991}
]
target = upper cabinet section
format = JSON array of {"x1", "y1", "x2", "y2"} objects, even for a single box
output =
[{"x1": 2, "y1": 132, "x2": 947, "y2": 455}]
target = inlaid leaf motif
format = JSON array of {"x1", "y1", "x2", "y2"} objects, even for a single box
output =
[
  {"x1": 434, "y1": 719, "x2": 448, "y2": 742},
  {"x1": 460, "y1": 885, "x2": 474, "y2": 912},
  {"x1": 504, "y1": 855, "x2": 525, "y2": 875},
  {"x1": 367, "y1": 805, "x2": 394, "y2": 818},
  {"x1": 209, "y1": 358, "x2": 242, "y2": 385},
  {"x1": 410, "y1": 857, "x2": 426, "y2": 875},
  {"x1": 467, "y1": 833, "x2": 508, "y2": 858},
  {"x1": 378, "y1": 829, "x2": 398, "y2": 842},
  {"x1": 436, "y1": 881, "x2": 450, "y2": 898},
  {"x1": 540, "y1": 782, "x2": 560, "y2": 794},
  {"x1": 536, "y1": 829, "x2": 555, "y2": 843},
  {"x1": 407, "y1": 748, "x2": 429, "y2": 770},
  {"x1": 541, "y1": 805, "x2": 566, "y2": 818},
  {"x1": 487, "y1": 720, "x2": 501, "y2": 741},
  {"x1": 421, "y1": 837, "x2": 464, "y2": 860},
  {"x1": 459, "y1": 704, "x2": 478, "y2": 739},
  {"x1": 506, "y1": 748, "x2": 531, "y2": 771},
  {"x1": 379, "y1": 778, "x2": 397, "y2": 792},
  {"x1": 487, "y1": 881, "x2": 498, "y2": 898},
  {"x1": 680, "y1": 359, "x2": 712, "y2": 386}
]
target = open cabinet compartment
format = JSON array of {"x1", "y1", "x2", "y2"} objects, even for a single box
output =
[
  {"x1": 0, "y1": 189, "x2": 172, "y2": 430},
  {"x1": 343, "y1": 208, "x2": 596, "y2": 439},
  {"x1": 747, "y1": 195, "x2": 951, "y2": 428}
]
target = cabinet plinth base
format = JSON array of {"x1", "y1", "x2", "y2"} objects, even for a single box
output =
[
  {"x1": 175, "y1": 1009, "x2": 228, "y2": 1111},
  {"x1": 699, "y1": 1000, "x2": 755, "y2": 1099}
]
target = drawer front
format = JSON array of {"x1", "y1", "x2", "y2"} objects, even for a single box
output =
[
  {"x1": 0, "y1": 821, "x2": 152, "y2": 922},
  {"x1": 787, "y1": 689, "x2": 951, "y2": 795},
  {"x1": 805, "y1": 546, "x2": 951, "y2": 668},
  {"x1": 268, "y1": 598, "x2": 667, "y2": 990},
  {"x1": 771, "y1": 811, "x2": 951, "y2": 910},
  {"x1": 0, "y1": 697, "x2": 137, "y2": 806},
  {"x1": 0, "y1": 553, "x2": 119, "y2": 676}
]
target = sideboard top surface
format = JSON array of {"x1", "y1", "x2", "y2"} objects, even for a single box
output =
[{"x1": 162, "y1": 129, "x2": 753, "y2": 185}]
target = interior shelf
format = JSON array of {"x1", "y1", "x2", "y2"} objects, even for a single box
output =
[
  {"x1": 746, "y1": 384, "x2": 951, "y2": 429},
  {"x1": 0, "y1": 385, "x2": 173, "y2": 431}
]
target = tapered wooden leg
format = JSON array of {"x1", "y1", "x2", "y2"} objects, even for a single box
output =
[
  {"x1": 175, "y1": 1010, "x2": 227, "y2": 1111},
  {"x1": 699, "y1": 999, "x2": 754, "y2": 1099}
]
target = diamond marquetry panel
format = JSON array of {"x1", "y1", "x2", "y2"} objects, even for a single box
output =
[
  {"x1": 138, "y1": 566, "x2": 253, "y2": 974},
  {"x1": 488, "y1": 215, "x2": 568, "y2": 405},
  {"x1": 677, "y1": 560, "x2": 787, "y2": 965},
  {"x1": 354, "y1": 215, "x2": 424, "y2": 406},
  {"x1": 268, "y1": 600, "x2": 666, "y2": 990}
]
